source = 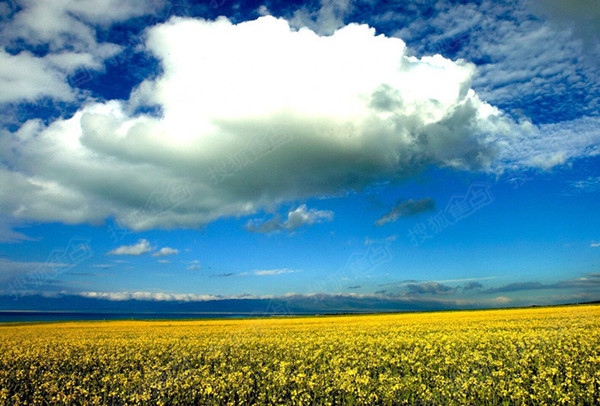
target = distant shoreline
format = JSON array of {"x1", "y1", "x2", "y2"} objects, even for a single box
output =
[
  {"x1": 0, "y1": 311, "x2": 297, "y2": 324},
  {"x1": 1, "y1": 301, "x2": 598, "y2": 324}
]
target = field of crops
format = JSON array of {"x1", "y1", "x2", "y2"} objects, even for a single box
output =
[{"x1": 1, "y1": 305, "x2": 599, "y2": 405}]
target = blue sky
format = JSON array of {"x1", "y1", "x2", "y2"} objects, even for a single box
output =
[{"x1": 0, "y1": 0, "x2": 599, "y2": 312}]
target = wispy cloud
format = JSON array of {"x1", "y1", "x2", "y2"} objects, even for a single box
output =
[
  {"x1": 186, "y1": 260, "x2": 201, "y2": 271},
  {"x1": 591, "y1": 241, "x2": 600, "y2": 248},
  {"x1": 0, "y1": 217, "x2": 36, "y2": 243},
  {"x1": 92, "y1": 264, "x2": 112, "y2": 269},
  {"x1": 0, "y1": 258, "x2": 70, "y2": 280},
  {"x1": 571, "y1": 177, "x2": 600, "y2": 193},
  {"x1": 246, "y1": 205, "x2": 333, "y2": 233},
  {"x1": 246, "y1": 268, "x2": 300, "y2": 276},
  {"x1": 375, "y1": 198, "x2": 435, "y2": 226},
  {"x1": 433, "y1": 277, "x2": 497, "y2": 284},
  {"x1": 484, "y1": 282, "x2": 547, "y2": 294},
  {"x1": 107, "y1": 239, "x2": 152, "y2": 256},
  {"x1": 219, "y1": 268, "x2": 301, "y2": 277}
]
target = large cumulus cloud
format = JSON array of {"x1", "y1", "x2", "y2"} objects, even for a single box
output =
[{"x1": 1, "y1": 15, "x2": 529, "y2": 230}]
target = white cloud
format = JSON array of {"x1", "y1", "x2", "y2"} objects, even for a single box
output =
[
  {"x1": 80, "y1": 290, "x2": 220, "y2": 302},
  {"x1": 224, "y1": 268, "x2": 300, "y2": 277},
  {"x1": 246, "y1": 205, "x2": 334, "y2": 233},
  {"x1": 2, "y1": 0, "x2": 165, "y2": 51},
  {"x1": 252, "y1": 268, "x2": 299, "y2": 276},
  {"x1": 490, "y1": 296, "x2": 512, "y2": 305},
  {"x1": 1, "y1": 15, "x2": 558, "y2": 232},
  {"x1": 591, "y1": 242, "x2": 600, "y2": 248},
  {"x1": 0, "y1": 49, "x2": 81, "y2": 103},
  {"x1": 0, "y1": 0, "x2": 163, "y2": 105},
  {"x1": 152, "y1": 247, "x2": 179, "y2": 257},
  {"x1": 107, "y1": 239, "x2": 152, "y2": 256}
]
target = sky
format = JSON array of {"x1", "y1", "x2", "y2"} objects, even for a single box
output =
[{"x1": 0, "y1": 0, "x2": 599, "y2": 313}]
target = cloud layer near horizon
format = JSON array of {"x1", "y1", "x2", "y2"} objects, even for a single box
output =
[{"x1": 1, "y1": 15, "x2": 591, "y2": 232}]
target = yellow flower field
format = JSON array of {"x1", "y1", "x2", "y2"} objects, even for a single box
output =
[{"x1": 1, "y1": 305, "x2": 599, "y2": 405}]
